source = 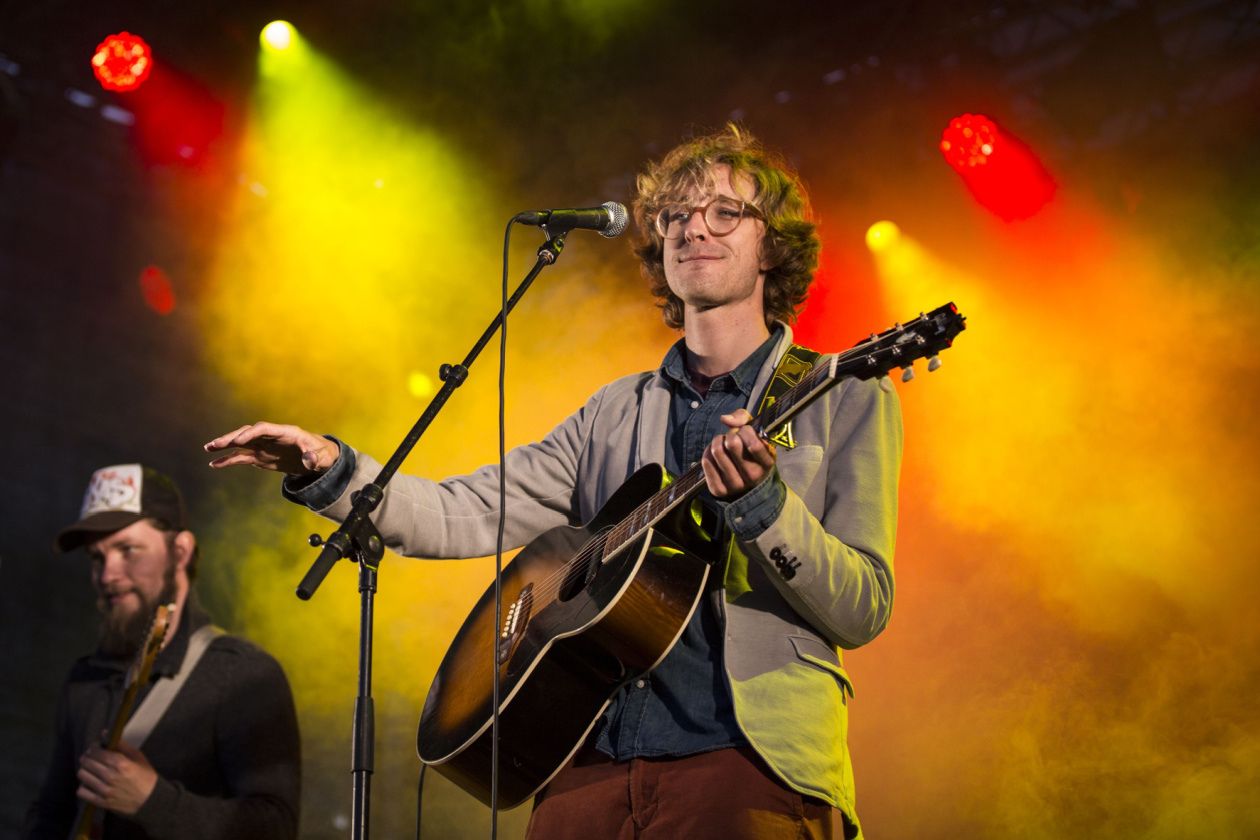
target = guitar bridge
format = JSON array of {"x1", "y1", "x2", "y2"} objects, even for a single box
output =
[{"x1": 497, "y1": 584, "x2": 533, "y2": 665}]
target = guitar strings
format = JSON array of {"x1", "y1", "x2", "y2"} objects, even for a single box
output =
[{"x1": 502, "y1": 354, "x2": 838, "y2": 613}]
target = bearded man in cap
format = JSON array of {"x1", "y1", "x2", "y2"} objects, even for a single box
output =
[{"x1": 23, "y1": 464, "x2": 301, "y2": 840}]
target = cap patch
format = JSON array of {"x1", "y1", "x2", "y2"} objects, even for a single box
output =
[{"x1": 81, "y1": 464, "x2": 144, "y2": 518}]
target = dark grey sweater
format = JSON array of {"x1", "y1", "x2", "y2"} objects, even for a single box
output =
[{"x1": 23, "y1": 594, "x2": 300, "y2": 839}]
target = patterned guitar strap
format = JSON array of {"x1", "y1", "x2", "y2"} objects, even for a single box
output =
[{"x1": 723, "y1": 342, "x2": 822, "y2": 599}]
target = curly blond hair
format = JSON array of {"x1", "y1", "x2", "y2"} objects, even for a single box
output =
[{"x1": 633, "y1": 125, "x2": 820, "y2": 329}]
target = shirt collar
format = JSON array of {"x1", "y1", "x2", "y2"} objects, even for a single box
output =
[{"x1": 659, "y1": 324, "x2": 784, "y2": 397}]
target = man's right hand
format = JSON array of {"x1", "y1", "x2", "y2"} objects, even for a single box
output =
[{"x1": 204, "y1": 422, "x2": 340, "y2": 477}]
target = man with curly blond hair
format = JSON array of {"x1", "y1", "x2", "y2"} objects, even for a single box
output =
[
  {"x1": 633, "y1": 124, "x2": 821, "y2": 332},
  {"x1": 207, "y1": 125, "x2": 901, "y2": 839}
]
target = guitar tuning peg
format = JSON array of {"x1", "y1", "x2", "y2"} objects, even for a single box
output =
[
  {"x1": 901, "y1": 365, "x2": 916, "y2": 383},
  {"x1": 927, "y1": 355, "x2": 942, "y2": 372}
]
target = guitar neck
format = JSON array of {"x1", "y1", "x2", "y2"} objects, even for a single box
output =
[
  {"x1": 599, "y1": 361, "x2": 836, "y2": 560},
  {"x1": 72, "y1": 603, "x2": 174, "y2": 840},
  {"x1": 601, "y1": 303, "x2": 964, "y2": 562}
]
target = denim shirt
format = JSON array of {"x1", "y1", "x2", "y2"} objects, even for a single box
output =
[{"x1": 593, "y1": 327, "x2": 787, "y2": 760}]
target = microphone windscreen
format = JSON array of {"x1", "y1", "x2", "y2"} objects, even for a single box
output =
[{"x1": 600, "y1": 202, "x2": 630, "y2": 238}]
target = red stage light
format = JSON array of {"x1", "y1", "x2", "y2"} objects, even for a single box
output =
[
  {"x1": 91, "y1": 32, "x2": 153, "y2": 92},
  {"x1": 940, "y1": 113, "x2": 1056, "y2": 222},
  {"x1": 139, "y1": 265, "x2": 176, "y2": 314},
  {"x1": 940, "y1": 114, "x2": 998, "y2": 171}
]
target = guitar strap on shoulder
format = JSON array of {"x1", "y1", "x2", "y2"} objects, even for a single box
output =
[
  {"x1": 724, "y1": 342, "x2": 823, "y2": 599},
  {"x1": 121, "y1": 623, "x2": 225, "y2": 749},
  {"x1": 753, "y1": 342, "x2": 823, "y2": 450}
]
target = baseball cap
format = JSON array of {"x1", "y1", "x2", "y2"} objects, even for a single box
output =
[{"x1": 55, "y1": 464, "x2": 188, "y2": 553}]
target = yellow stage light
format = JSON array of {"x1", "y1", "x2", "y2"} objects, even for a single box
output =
[
  {"x1": 260, "y1": 21, "x2": 295, "y2": 51},
  {"x1": 865, "y1": 220, "x2": 901, "y2": 252},
  {"x1": 408, "y1": 371, "x2": 435, "y2": 400}
]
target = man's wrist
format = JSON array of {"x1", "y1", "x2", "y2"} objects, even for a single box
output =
[
  {"x1": 283, "y1": 437, "x2": 356, "y2": 510},
  {"x1": 724, "y1": 467, "x2": 787, "y2": 541}
]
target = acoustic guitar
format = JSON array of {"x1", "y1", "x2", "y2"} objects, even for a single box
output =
[{"x1": 417, "y1": 303, "x2": 966, "y2": 808}]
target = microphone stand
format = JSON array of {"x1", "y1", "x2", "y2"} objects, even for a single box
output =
[{"x1": 296, "y1": 229, "x2": 569, "y2": 840}]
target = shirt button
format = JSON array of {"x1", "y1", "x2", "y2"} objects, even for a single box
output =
[
  {"x1": 734, "y1": 515, "x2": 744, "y2": 524},
  {"x1": 690, "y1": 400, "x2": 700, "y2": 409},
  {"x1": 635, "y1": 679, "x2": 647, "y2": 689}
]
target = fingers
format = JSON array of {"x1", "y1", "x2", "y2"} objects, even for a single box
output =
[
  {"x1": 76, "y1": 745, "x2": 155, "y2": 816},
  {"x1": 202, "y1": 424, "x2": 254, "y2": 452},
  {"x1": 203, "y1": 421, "x2": 296, "y2": 453},
  {"x1": 703, "y1": 416, "x2": 776, "y2": 499},
  {"x1": 700, "y1": 450, "x2": 729, "y2": 498},
  {"x1": 78, "y1": 751, "x2": 109, "y2": 785},
  {"x1": 206, "y1": 450, "x2": 282, "y2": 471},
  {"x1": 203, "y1": 422, "x2": 335, "y2": 475},
  {"x1": 76, "y1": 747, "x2": 114, "y2": 801},
  {"x1": 112, "y1": 740, "x2": 147, "y2": 762}
]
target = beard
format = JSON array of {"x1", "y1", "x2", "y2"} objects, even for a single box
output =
[{"x1": 97, "y1": 560, "x2": 178, "y2": 658}]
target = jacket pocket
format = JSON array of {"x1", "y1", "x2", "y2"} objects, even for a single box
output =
[
  {"x1": 788, "y1": 635, "x2": 855, "y2": 699},
  {"x1": 776, "y1": 444, "x2": 823, "y2": 493}
]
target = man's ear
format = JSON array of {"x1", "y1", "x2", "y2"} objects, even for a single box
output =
[
  {"x1": 759, "y1": 231, "x2": 776, "y2": 272},
  {"x1": 172, "y1": 530, "x2": 196, "y2": 573}
]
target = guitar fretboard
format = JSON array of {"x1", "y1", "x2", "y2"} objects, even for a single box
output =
[{"x1": 596, "y1": 302, "x2": 962, "y2": 566}]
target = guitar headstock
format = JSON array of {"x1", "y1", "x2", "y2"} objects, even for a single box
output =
[
  {"x1": 837, "y1": 302, "x2": 966, "y2": 383},
  {"x1": 126, "y1": 603, "x2": 176, "y2": 685},
  {"x1": 145, "y1": 603, "x2": 175, "y2": 654}
]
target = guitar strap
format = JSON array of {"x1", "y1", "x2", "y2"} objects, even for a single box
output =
[
  {"x1": 752, "y1": 342, "x2": 823, "y2": 450},
  {"x1": 121, "y1": 623, "x2": 224, "y2": 748},
  {"x1": 723, "y1": 342, "x2": 822, "y2": 598}
]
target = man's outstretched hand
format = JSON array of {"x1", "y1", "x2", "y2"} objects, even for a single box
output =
[{"x1": 204, "y1": 422, "x2": 340, "y2": 477}]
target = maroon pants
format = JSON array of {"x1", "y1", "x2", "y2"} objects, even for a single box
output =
[{"x1": 524, "y1": 746, "x2": 851, "y2": 839}]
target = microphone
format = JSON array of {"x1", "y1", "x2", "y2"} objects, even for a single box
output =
[{"x1": 514, "y1": 201, "x2": 629, "y2": 238}]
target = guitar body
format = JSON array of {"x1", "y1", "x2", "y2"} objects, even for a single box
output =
[{"x1": 417, "y1": 464, "x2": 719, "y2": 808}]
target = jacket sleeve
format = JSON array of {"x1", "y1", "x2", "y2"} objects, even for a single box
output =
[
  {"x1": 736, "y1": 375, "x2": 902, "y2": 649},
  {"x1": 129, "y1": 643, "x2": 302, "y2": 840},
  {"x1": 306, "y1": 384, "x2": 608, "y2": 559}
]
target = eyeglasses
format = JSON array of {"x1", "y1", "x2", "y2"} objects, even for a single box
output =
[{"x1": 654, "y1": 196, "x2": 763, "y2": 240}]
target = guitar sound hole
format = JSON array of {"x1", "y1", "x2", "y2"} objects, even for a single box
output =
[
  {"x1": 557, "y1": 533, "x2": 605, "y2": 602},
  {"x1": 557, "y1": 559, "x2": 588, "y2": 602}
]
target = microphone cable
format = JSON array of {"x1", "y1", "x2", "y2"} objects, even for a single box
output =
[{"x1": 489, "y1": 217, "x2": 513, "y2": 839}]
